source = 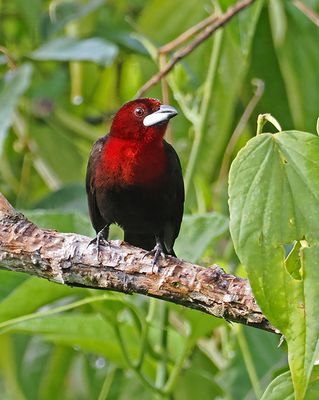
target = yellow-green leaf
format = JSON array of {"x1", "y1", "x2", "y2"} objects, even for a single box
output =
[{"x1": 229, "y1": 131, "x2": 319, "y2": 399}]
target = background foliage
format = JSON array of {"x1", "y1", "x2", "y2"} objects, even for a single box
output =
[{"x1": 0, "y1": 0, "x2": 319, "y2": 399}]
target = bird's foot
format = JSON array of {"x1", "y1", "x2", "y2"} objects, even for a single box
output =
[
  {"x1": 143, "y1": 243, "x2": 166, "y2": 273},
  {"x1": 88, "y1": 230, "x2": 110, "y2": 261}
]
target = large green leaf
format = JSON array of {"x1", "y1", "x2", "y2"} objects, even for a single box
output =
[
  {"x1": 194, "y1": 0, "x2": 264, "y2": 192},
  {"x1": 37, "y1": 346, "x2": 75, "y2": 400},
  {"x1": 30, "y1": 38, "x2": 118, "y2": 66},
  {"x1": 15, "y1": 0, "x2": 42, "y2": 37},
  {"x1": 0, "y1": 271, "x2": 28, "y2": 301},
  {"x1": 261, "y1": 366, "x2": 319, "y2": 400},
  {"x1": 6, "y1": 313, "x2": 156, "y2": 372},
  {"x1": 229, "y1": 131, "x2": 319, "y2": 399},
  {"x1": 24, "y1": 209, "x2": 93, "y2": 236},
  {"x1": 221, "y1": 326, "x2": 285, "y2": 399},
  {"x1": 105, "y1": 370, "x2": 153, "y2": 400},
  {"x1": 175, "y1": 212, "x2": 229, "y2": 263},
  {"x1": 34, "y1": 184, "x2": 87, "y2": 213},
  {"x1": 169, "y1": 304, "x2": 224, "y2": 343},
  {"x1": 0, "y1": 64, "x2": 32, "y2": 156},
  {"x1": 43, "y1": 0, "x2": 105, "y2": 36},
  {"x1": 0, "y1": 277, "x2": 83, "y2": 323},
  {"x1": 138, "y1": 0, "x2": 208, "y2": 44},
  {"x1": 269, "y1": 1, "x2": 319, "y2": 131},
  {"x1": 247, "y1": 6, "x2": 293, "y2": 130},
  {"x1": 7, "y1": 314, "x2": 126, "y2": 363},
  {"x1": 174, "y1": 348, "x2": 222, "y2": 400},
  {"x1": 30, "y1": 123, "x2": 85, "y2": 184},
  {"x1": 0, "y1": 335, "x2": 25, "y2": 400}
]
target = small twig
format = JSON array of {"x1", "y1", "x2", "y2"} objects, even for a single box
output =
[
  {"x1": 0, "y1": 192, "x2": 278, "y2": 335},
  {"x1": 136, "y1": 0, "x2": 256, "y2": 97},
  {"x1": 0, "y1": 46, "x2": 17, "y2": 70},
  {"x1": 159, "y1": 13, "x2": 218, "y2": 54},
  {"x1": 236, "y1": 325, "x2": 262, "y2": 399},
  {"x1": 293, "y1": 0, "x2": 319, "y2": 27}
]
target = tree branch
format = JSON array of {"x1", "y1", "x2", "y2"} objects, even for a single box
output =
[
  {"x1": 136, "y1": 0, "x2": 256, "y2": 97},
  {"x1": 0, "y1": 193, "x2": 278, "y2": 334},
  {"x1": 293, "y1": 0, "x2": 319, "y2": 27}
]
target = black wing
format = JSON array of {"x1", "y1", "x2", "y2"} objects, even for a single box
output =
[
  {"x1": 163, "y1": 140, "x2": 185, "y2": 255},
  {"x1": 86, "y1": 135, "x2": 108, "y2": 234}
]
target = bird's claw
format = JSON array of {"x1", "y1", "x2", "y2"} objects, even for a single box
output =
[
  {"x1": 88, "y1": 231, "x2": 110, "y2": 261},
  {"x1": 143, "y1": 244, "x2": 166, "y2": 273}
]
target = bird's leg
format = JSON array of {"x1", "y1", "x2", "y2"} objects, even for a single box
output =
[
  {"x1": 143, "y1": 235, "x2": 166, "y2": 272},
  {"x1": 88, "y1": 225, "x2": 110, "y2": 260}
]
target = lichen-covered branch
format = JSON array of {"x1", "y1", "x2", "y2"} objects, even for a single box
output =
[{"x1": 0, "y1": 193, "x2": 277, "y2": 334}]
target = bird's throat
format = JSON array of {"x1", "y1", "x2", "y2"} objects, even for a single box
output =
[{"x1": 97, "y1": 137, "x2": 167, "y2": 186}]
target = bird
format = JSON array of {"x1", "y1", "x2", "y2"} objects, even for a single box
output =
[{"x1": 86, "y1": 98, "x2": 184, "y2": 265}]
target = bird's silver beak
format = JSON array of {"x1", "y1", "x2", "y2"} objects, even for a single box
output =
[{"x1": 143, "y1": 104, "x2": 178, "y2": 127}]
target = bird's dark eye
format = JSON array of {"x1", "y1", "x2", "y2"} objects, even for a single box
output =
[{"x1": 134, "y1": 107, "x2": 144, "y2": 117}]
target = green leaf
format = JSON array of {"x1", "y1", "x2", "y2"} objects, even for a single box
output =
[
  {"x1": 195, "y1": 0, "x2": 265, "y2": 191},
  {"x1": 0, "y1": 335, "x2": 26, "y2": 400},
  {"x1": 268, "y1": 0, "x2": 287, "y2": 46},
  {"x1": 30, "y1": 38, "x2": 118, "y2": 66},
  {"x1": 285, "y1": 241, "x2": 302, "y2": 280},
  {"x1": 269, "y1": 3, "x2": 319, "y2": 131},
  {"x1": 138, "y1": 0, "x2": 208, "y2": 44},
  {"x1": 170, "y1": 305, "x2": 224, "y2": 342},
  {"x1": 174, "y1": 348, "x2": 222, "y2": 400},
  {"x1": 229, "y1": 131, "x2": 319, "y2": 399},
  {"x1": 261, "y1": 366, "x2": 319, "y2": 400},
  {"x1": 38, "y1": 346, "x2": 74, "y2": 400},
  {"x1": 105, "y1": 370, "x2": 153, "y2": 400},
  {"x1": 45, "y1": 0, "x2": 105, "y2": 36},
  {"x1": 23, "y1": 209, "x2": 94, "y2": 236},
  {"x1": 222, "y1": 327, "x2": 286, "y2": 400},
  {"x1": 0, "y1": 277, "x2": 83, "y2": 323},
  {"x1": 15, "y1": 0, "x2": 42, "y2": 37},
  {"x1": 175, "y1": 212, "x2": 229, "y2": 263},
  {"x1": 248, "y1": 7, "x2": 293, "y2": 130},
  {"x1": 6, "y1": 314, "x2": 143, "y2": 368},
  {"x1": 0, "y1": 64, "x2": 32, "y2": 156},
  {"x1": 0, "y1": 271, "x2": 28, "y2": 301},
  {"x1": 34, "y1": 184, "x2": 87, "y2": 213},
  {"x1": 30, "y1": 122, "x2": 86, "y2": 184}
]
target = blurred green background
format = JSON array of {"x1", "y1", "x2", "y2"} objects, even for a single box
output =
[{"x1": 0, "y1": 0, "x2": 318, "y2": 398}]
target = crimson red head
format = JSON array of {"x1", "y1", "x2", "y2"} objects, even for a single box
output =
[{"x1": 110, "y1": 98, "x2": 178, "y2": 142}]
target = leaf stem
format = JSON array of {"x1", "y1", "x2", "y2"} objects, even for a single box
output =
[
  {"x1": 236, "y1": 325, "x2": 262, "y2": 399},
  {"x1": 0, "y1": 335, "x2": 26, "y2": 400},
  {"x1": 98, "y1": 365, "x2": 117, "y2": 400},
  {"x1": 113, "y1": 323, "x2": 164, "y2": 395},
  {"x1": 156, "y1": 302, "x2": 169, "y2": 389},
  {"x1": 0, "y1": 294, "x2": 117, "y2": 332},
  {"x1": 134, "y1": 299, "x2": 157, "y2": 369},
  {"x1": 163, "y1": 335, "x2": 193, "y2": 394},
  {"x1": 94, "y1": 298, "x2": 164, "y2": 396}
]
